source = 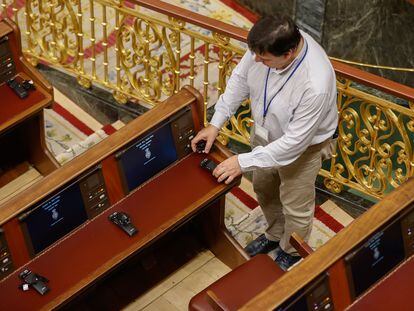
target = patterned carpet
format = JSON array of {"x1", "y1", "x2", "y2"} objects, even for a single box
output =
[
  {"x1": 45, "y1": 88, "x2": 124, "y2": 164},
  {"x1": 225, "y1": 178, "x2": 354, "y2": 255}
]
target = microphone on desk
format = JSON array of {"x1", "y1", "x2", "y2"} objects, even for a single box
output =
[
  {"x1": 18, "y1": 269, "x2": 50, "y2": 295},
  {"x1": 7, "y1": 78, "x2": 28, "y2": 99}
]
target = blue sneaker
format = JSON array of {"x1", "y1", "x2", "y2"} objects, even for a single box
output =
[
  {"x1": 275, "y1": 248, "x2": 301, "y2": 271},
  {"x1": 245, "y1": 234, "x2": 279, "y2": 257}
]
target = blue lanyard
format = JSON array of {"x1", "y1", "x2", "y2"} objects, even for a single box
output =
[{"x1": 263, "y1": 41, "x2": 308, "y2": 122}]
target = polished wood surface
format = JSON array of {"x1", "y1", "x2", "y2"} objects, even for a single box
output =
[
  {"x1": 101, "y1": 155, "x2": 126, "y2": 204},
  {"x1": 131, "y1": 0, "x2": 248, "y2": 42},
  {"x1": 241, "y1": 178, "x2": 414, "y2": 310},
  {"x1": 0, "y1": 86, "x2": 243, "y2": 310},
  {"x1": 0, "y1": 19, "x2": 58, "y2": 202},
  {"x1": 0, "y1": 88, "x2": 196, "y2": 223},
  {"x1": 329, "y1": 259, "x2": 352, "y2": 310},
  {"x1": 3, "y1": 218, "x2": 31, "y2": 267},
  {"x1": 0, "y1": 162, "x2": 30, "y2": 188},
  {"x1": 0, "y1": 152, "x2": 237, "y2": 310},
  {"x1": 0, "y1": 88, "x2": 199, "y2": 296},
  {"x1": 348, "y1": 255, "x2": 414, "y2": 311},
  {"x1": 0, "y1": 19, "x2": 11, "y2": 35},
  {"x1": 289, "y1": 232, "x2": 313, "y2": 258},
  {"x1": 2, "y1": 18, "x2": 53, "y2": 94},
  {"x1": 0, "y1": 72, "x2": 49, "y2": 133},
  {"x1": 330, "y1": 59, "x2": 414, "y2": 102}
]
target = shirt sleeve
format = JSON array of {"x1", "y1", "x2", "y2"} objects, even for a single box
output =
[
  {"x1": 209, "y1": 51, "x2": 253, "y2": 129},
  {"x1": 238, "y1": 93, "x2": 329, "y2": 171}
]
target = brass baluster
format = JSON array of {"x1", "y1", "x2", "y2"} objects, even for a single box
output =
[
  {"x1": 89, "y1": 0, "x2": 96, "y2": 79},
  {"x1": 113, "y1": 11, "x2": 127, "y2": 104},
  {"x1": 24, "y1": 0, "x2": 34, "y2": 60},
  {"x1": 102, "y1": 3, "x2": 109, "y2": 85},
  {"x1": 12, "y1": 0, "x2": 17, "y2": 26},
  {"x1": 203, "y1": 42, "x2": 209, "y2": 127},
  {"x1": 49, "y1": 1, "x2": 57, "y2": 62},
  {"x1": 174, "y1": 26, "x2": 181, "y2": 94},
  {"x1": 1, "y1": 1, "x2": 6, "y2": 18},
  {"x1": 189, "y1": 36, "x2": 195, "y2": 88},
  {"x1": 76, "y1": 0, "x2": 90, "y2": 88},
  {"x1": 115, "y1": 10, "x2": 121, "y2": 88},
  {"x1": 217, "y1": 45, "x2": 224, "y2": 97},
  {"x1": 143, "y1": 21, "x2": 150, "y2": 100}
]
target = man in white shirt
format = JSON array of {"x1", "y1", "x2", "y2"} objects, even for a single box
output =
[{"x1": 191, "y1": 15, "x2": 338, "y2": 271}]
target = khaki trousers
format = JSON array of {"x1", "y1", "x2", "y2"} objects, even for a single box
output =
[{"x1": 252, "y1": 139, "x2": 330, "y2": 255}]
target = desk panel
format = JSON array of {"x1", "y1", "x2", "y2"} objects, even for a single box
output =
[
  {"x1": 0, "y1": 152, "x2": 233, "y2": 310},
  {"x1": 348, "y1": 256, "x2": 414, "y2": 311},
  {"x1": 0, "y1": 73, "x2": 49, "y2": 133}
]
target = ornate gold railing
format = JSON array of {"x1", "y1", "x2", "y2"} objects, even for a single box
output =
[
  {"x1": 2, "y1": 0, "x2": 414, "y2": 199},
  {"x1": 323, "y1": 61, "x2": 414, "y2": 199}
]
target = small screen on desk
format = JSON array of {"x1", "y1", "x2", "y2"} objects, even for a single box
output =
[
  {"x1": 19, "y1": 181, "x2": 88, "y2": 255},
  {"x1": 345, "y1": 218, "x2": 405, "y2": 298},
  {"x1": 118, "y1": 122, "x2": 178, "y2": 192},
  {"x1": 275, "y1": 273, "x2": 333, "y2": 311},
  {"x1": 0, "y1": 39, "x2": 11, "y2": 57}
]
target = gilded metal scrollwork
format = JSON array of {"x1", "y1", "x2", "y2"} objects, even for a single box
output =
[
  {"x1": 115, "y1": 14, "x2": 187, "y2": 104},
  {"x1": 324, "y1": 177, "x2": 344, "y2": 194},
  {"x1": 321, "y1": 77, "x2": 414, "y2": 198},
  {"x1": 116, "y1": 16, "x2": 165, "y2": 103},
  {"x1": 219, "y1": 99, "x2": 253, "y2": 146},
  {"x1": 211, "y1": 32, "x2": 251, "y2": 146},
  {"x1": 25, "y1": 0, "x2": 80, "y2": 66}
]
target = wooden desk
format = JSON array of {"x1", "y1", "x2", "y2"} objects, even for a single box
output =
[
  {"x1": 0, "y1": 152, "x2": 240, "y2": 310},
  {"x1": 0, "y1": 19, "x2": 58, "y2": 194},
  {"x1": 0, "y1": 86, "x2": 244, "y2": 309},
  {"x1": 348, "y1": 255, "x2": 414, "y2": 311},
  {"x1": 0, "y1": 72, "x2": 49, "y2": 133},
  {"x1": 240, "y1": 178, "x2": 414, "y2": 311}
]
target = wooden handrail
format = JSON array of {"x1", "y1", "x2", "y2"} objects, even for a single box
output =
[
  {"x1": 331, "y1": 59, "x2": 414, "y2": 102},
  {"x1": 131, "y1": 0, "x2": 414, "y2": 102},
  {"x1": 130, "y1": 0, "x2": 249, "y2": 42}
]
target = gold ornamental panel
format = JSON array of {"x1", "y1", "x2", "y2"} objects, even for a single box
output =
[
  {"x1": 22, "y1": 0, "x2": 80, "y2": 66},
  {"x1": 320, "y1": 78, "x2": 414, "y2": 199}
]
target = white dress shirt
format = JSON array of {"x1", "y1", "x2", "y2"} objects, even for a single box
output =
[{"x1": 210, "y1": 31, "x2": 338, "y2": 171}]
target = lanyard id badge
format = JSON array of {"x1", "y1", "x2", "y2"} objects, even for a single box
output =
[
  {"x1": 255, "y1": 123, "x2": 269, "y2": 143},
  {"x1": 262, "y1": 40, "x2": 308, "y2": 125}
]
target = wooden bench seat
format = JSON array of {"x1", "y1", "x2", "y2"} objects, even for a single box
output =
[
  {"x1": 189, "y1": 233, "x2": 313, "y2": 311},
  {"x1": 189, "y1": 254, "x2": 284, "y2": 311}
]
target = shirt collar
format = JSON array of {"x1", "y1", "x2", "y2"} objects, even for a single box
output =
[{"x1": 270, "y1": 38, "x2": 307, "y2": 75}]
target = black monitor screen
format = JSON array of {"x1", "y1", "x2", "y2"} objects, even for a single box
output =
[
  {"x1": 345, "y1": 219, "x2": 405, "y2": 298},
  {"x1": 275, "y1": 274, "x2": 333, "y2": 311},
  {"x1": 118, "y1": 122, "x2": 178, "y2": 192},
  {"x1": 20, "y1": 181, "x2": 88, "y2": 255}
]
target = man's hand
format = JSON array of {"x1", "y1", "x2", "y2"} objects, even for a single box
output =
[
  {"x1": 213, "y1": 155, "x2": 242, "y2": 184},
  {"x1": 191, "y1": 125, "x2": 219, "y2": 154}
]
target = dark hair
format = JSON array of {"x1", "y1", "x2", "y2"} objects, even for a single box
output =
[{"x1": 247, "y1": 15, "x2": 301, "y2": 56}]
